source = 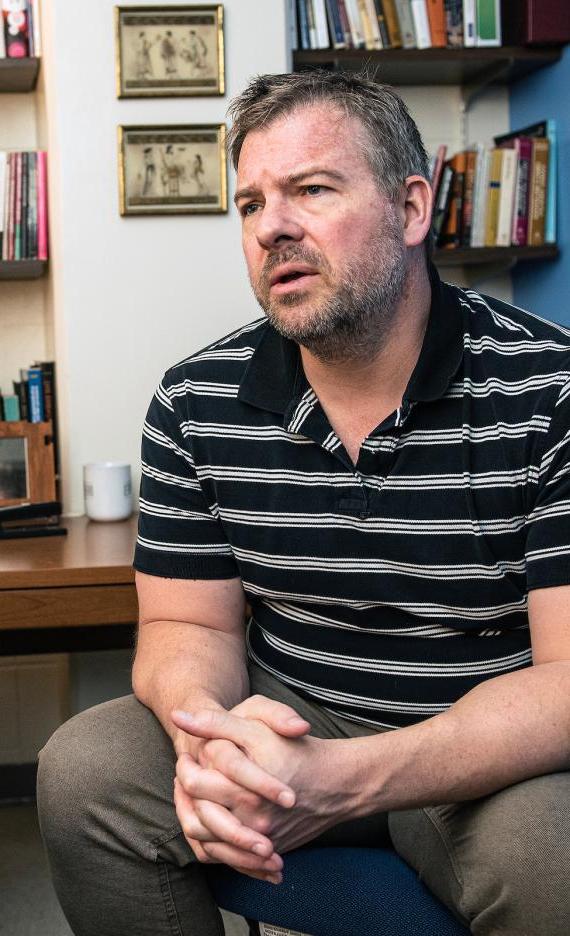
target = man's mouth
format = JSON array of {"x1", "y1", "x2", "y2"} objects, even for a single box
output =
[{"x1": 269, "y1": 265, "x2": 319, "y2": 292}]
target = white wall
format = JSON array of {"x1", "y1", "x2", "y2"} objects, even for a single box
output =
[{"x1": 41, "y1": 0, "x2": 290, "y2": 514}]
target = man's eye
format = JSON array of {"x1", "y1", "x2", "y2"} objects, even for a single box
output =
[
  {"x1": 305, "y1": 184, "x2": 325, "y2": 196},
  {"x1": 240, "y1": 203, "x2": 260, "y2": 217}
]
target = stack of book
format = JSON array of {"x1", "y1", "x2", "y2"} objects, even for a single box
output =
[
  {"x1": 0, "y1": 150, "x2": 48, "y2": 262},
  {"x1": 0, "y1": 0, "x2": 41, "y2": 59},
  {"x1": 431, "y1": 120, "x2": 556, "y2": 250},
  {"x1": 0, "y1": 360, "x2": 56, "y2": 427},
  {"x1": 292, "y1": 0, "x2": 503, "y2": 51}
]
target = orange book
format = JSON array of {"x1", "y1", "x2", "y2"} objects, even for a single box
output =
[
  {"x1": 382, "y1": 0, "x2": 402, "y2": 46},
  {"x1": 440, "y1": 151, "x2": 467, "y2": 248},
  {"x1": 426, "y1": 0, "x2": 446, "y2": 46}
]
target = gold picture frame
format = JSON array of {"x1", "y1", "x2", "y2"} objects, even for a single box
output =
[
  {"x1": 115, "y1": 4, "x2": 224, "y2": 98},
  {"x1": 118, "y1": 124, "x2": 228, "y2": 215}
]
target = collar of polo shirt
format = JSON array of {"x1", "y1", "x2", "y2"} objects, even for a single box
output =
[{"x1": 238, "y1": 263, "x2": 465, "y2": 418}]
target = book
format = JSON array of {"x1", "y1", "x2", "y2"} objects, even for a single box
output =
[
  {"x1": 3, "y1": 395, "x2": 20, "y2": 421},
  {"x1": 462, "y1": 0, "x2": 476, "y2": 45},
  {"x1": 13, "y1": 151, "x2": 22, "y2": 260},
  {"x1": 496, "y1": 147, "x2": 517, "y2": 246},
  {"x1": 37, "y1": 150, "x2": 48, "y2": 260},
  {"x1": 2, "y1": 152, "x2": 12, "y2": 260},
  {"x1": 325, "y1": 0, "x2": 347, "y2": 46},
  {"x1": 35, "y1": 360, "x2": 59, "y2": 475},
  {"x1": 494, "y1": 121, "x2": 557, "y2": 245},
  {"x1": 29, "y1": 0, "x2": 41, "y2": 57},
  {"x1": 2, "y1": 0, "x2": 29, "y2": 57},
  {"x1": 0, "y1": 151, "x2": 6, "y2": 256},
  {"x1": 358, "y1": 0, "x2": 381, "y2": 47},
  {"x1": 476, "y1": 0, "x2": 501, "y2": 46},
  {"x1": 411, "y1": 0, "x2": 432, "y2": 47},
  {"x1": 297, "y1": 0, "x2": 311, "y2": 48},
  {"x1": 372, "y1": 0, "x2": 391, "y2": 46},
  {"x1": 444, "y1": 0, "x2": 463, "y2": 47},
  {"x1": 484, "y1": 148, "x2": 503, "y2": 246},
  {"x1": 501, "y1": 0, "x2": 570, "y2": 46},
  {"x1": 394, "y1": 0, "x2": 416, "y2": 46},
  {"x1": 306, "y1": 0, "x2": 319, "y2": 47},
  {"x1": 344, "y1": 0, "x2": 366, "y2": 46},
  {"x1": 313, "y1": 0, "x2": 332, "y2": 47},
  {"x1": 426, "y1": 0, "x2": 447, "y2": 46},
  {"x1": 0, "y1": 8, "x2": 5, "y2": 56},
  {"x1": 27, "y1": 366, "x2": 45, "y2": 422},
  {"x1": 288, "y1": 0, "x2": 299, "y2": 50},
  {"x1": 382, "y1": 0, "x2": 402, "y2": 45},
  {"x1": 507, "y1": 136, "x2": 533, "y2": 246},
  {"x1": 528, "y1": 137, "x2": 549, "y2": 246},
  {"x1": 431, "y1": 143, "x2": 447, "y2": 200},
  {"x1": 15, "y1": 372, "x2": 28, "y2": 419},
  {"x1": 336, "y1": 0, "x2": 354, "y2": 44},
  {"x1": 470, "y1": 143, "x2": 490, "y2": 247},
  {"x1": 432, "y1": 164, "x2": 454, "y2": 240},
  {"x1": 440, "y1": 150, "x2": 467, "y2": 247},
  {"x1": 460, "y1": 147, "x2": 477, "y2": 246}
]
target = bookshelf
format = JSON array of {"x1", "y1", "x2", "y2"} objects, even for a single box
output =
[
  {"x1": 0, "y1": 259, "x2": 47, "y2": 280},
  {"x1": 433, "y1": 245, "x2": 559, "y2": 267},
  {"x1": 0, "y1": 57, "x2": 40, "y2": 92}
]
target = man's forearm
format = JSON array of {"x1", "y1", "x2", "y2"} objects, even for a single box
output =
[
  {"x1": 347, "y1": 661, "x2": 570, "y2": 816},
  {"x1": 132, "y1": 620, "x2": 249, "y2": 755}
]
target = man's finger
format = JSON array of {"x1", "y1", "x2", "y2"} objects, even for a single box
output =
[
  {"x1": 177, "y1": 753, "x2": 261, "y2": 811},
  {"x1": 232, "y1": 695, "x2": 311, "y2": 738},
  {"x1": 201, "y1": 837, "x2": 283, "y2": 874},
  {"x1": 194, "y1": 797, "x2": 274, "y2": 857},
  {"x1": 200, "y1": 738, "x2": 295, "y2": 808}
]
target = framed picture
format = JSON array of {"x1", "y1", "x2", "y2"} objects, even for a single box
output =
[
  {"x1": 0, "y1": 421, "x2": 56, "y2": 508},
  {"x1": 115, "y1": 4, "x2": 224, "y2": 98},
  {"x1": 118, "y1": 124, "x2": 227, "y2": 215}
]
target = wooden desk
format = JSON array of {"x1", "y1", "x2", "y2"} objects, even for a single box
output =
[{"x1": 0, "y1": 515, "x2": 139, "y2": 654}]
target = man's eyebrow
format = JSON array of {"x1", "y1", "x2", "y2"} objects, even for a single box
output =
[{"x1": 233, "y1": 168, "x2": 347, "y2": 205}]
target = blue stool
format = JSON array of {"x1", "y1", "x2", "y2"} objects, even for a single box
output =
[{"x1": 206, "y1": 846, "x2": 470, "y2": 935}]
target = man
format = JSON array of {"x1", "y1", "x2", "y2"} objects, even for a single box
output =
[{"x1": 38, "y1": 72, "x2": 570, "y2": 936}]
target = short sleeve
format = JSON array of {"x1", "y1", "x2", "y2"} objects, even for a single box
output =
[
  {"x1": 525, "y1": 377, "x2": 570, "y2": 590},
  {"x1": 133, "y1": 373, "x2": 239, "y2": 580}
]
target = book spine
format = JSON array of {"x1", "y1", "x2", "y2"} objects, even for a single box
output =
[
  {"x1": 509, "y1": 137, "x2": 531, "y2": 246},
  {"x1": 37, "y1": 150, "x2": 48, "y2": 260},
  {"x1": 431, "y1": 143, "x2": 447, "y2": 200},
  {"x1": 305, "y1": 0, "x2": 318, "y2": 47},
  {"x1": 27, "y1": 366, "x2": 44, "y2": 422},
  {"x1": 0, "y1": 394, "x2": 4, "y2": 421},
  {"x1": 2, "y1": 152, "x2": 11, "y2": 260},
  {"x1": 8, "y1": 151, "x2": 17, "y2": 260},
  {"x1": 444, "y1": 0, "x2": 463, "y2": 47},
  {"x1": 31, "y1": 0, "x2": 40, "y2": 56},
  {"x1": 21, "y1": 151, "x2": 29, "y2": 258},
  {"x1": 13, "y1": 379, "x2": 28, "y2": 420},
  {"x1": 2, "y1": 1, "x2": 29, "y2": 57},
  {"x1": 373, "y1": 0, "x2": 391, "y2": 46},
  {"x1": 496, "y1": 147, "x2": 517, "y2": 246},
  {"x1": 344, "y1": 0, "x2": 366, "y2": 46},
  {"x1": 544, "y1": 119, "x2": 557, "y2": 244},
  {"x1": 460, "y1": 148, "x2": 477, "y2": 245},
  {"x1": 313, "y1": 0, "x2": 331, "y2": 47},
  {"x1": 432, "y1": 164, "x2": 454, "y2": 240},
  {"x1": 0, "y1": 150, "x2": 6, "y2": 257},
  {"x1": 297, "y1": 0, "x2": 311, "y2": 48},
  {"x1": 14, "y1": 151, "x2": 22, "y2": 261},
  {"x1": 3, "y1": 395, "x2": 20, "y2": 421},
  {"x1": 336, "y1": 0, "x2": 354, "y2": 44},
  {"x1": 470, "y1": 143, "x2": 489, "y2": 247},
  {"x1": 426, "y1": 0, "x2": 447, "y2": 46},
  {"x1": 484, "y1": 148, "x2": 503, "y2": 247},
  {"x1": 35, "y1": 360, "x2": 59, "y2": 476},
  {"x1": 28, "y1": 150, "x2": 37, "y2": 258},
  {"x1": 440, "y1": 151, "x2": 466, "y2": 247},
  {"x1": 528, "y1": 137, "x2": 549, "y2": 247},
  {"x1": 476, "y1": 0, "x2": 501, "y2": 46},
  {"x1": 0, "y1": 6, "x2": 5, "y2": 56},
  {"x1": 382, "y1": 0, "x2": 402, "y2": 45},
  {"x1": 394, "y1": 0, "x2": 417, "y2": 46},
  {"x1": 288, "y1": 0, "x2": 299, "y2": 50},
  {"x1": 411, "y1": 0, "x2": 432, "y2": 46},
  {"x1": 358, "y1": 0, "x2": 381, "y2": 47},
  {"x1": 325, "y1": 0, "x2": 347, "y2": 46},
  {"x1": 462, "y1": 0, "x2": 476, "y2": 45},
  {"x1": 25, "y1": 0, "x2": 33, "y2": 56}
]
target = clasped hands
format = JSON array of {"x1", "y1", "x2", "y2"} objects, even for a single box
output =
[{"x1": 171, "y1": 696, "x2": 356, "y2": 884}]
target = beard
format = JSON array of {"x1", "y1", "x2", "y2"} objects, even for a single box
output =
[{"x1": 251, "y1": 209, "x2": 407, "y2": 364}]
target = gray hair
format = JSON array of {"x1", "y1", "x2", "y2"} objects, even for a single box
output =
[{"x1": 227, "y1": 70, "x2": 431, "y2": 203}]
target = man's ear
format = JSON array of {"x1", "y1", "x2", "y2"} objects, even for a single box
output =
[{"x1": 402, "y1": 175, "x2": 433, "y2": 249}]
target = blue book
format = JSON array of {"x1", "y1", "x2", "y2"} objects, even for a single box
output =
[
  {"x1": 325, "y1": 0, "x2": 345, "y2": 47},
  {"x1": 544, "y1": 119, "x2": 557, "y2": 245},
  {"x1": 27, "y1": 366, "x2": 45, "y2": 422},
  {"x1": 4, "y1": 394, "x2": 21, "y2": 421},
  {"x1": 297, "y1": 0, "x2": 311, "y2": 49}
]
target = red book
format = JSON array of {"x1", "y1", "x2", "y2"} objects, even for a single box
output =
[
  {"x1": 501, "y1": 0, "x2": 570, "y2": 45},
  {"x1": 426, "y1": 0, "x2": 446, "y2": 46},
  {"x1": 37, "y1": 150, "x2": 48, "y2": 261},
  {"x1": 498, "y1": 136, "x2": 533, "y2": 246}
]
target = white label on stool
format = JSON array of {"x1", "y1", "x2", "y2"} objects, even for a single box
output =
[{"x1": 259, "y1": 925, "x2": 311, "y2": 936}]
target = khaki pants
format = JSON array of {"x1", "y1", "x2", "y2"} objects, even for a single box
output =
[{"x1": 37, "y1": 664, "x2": 570, "y2": 936}]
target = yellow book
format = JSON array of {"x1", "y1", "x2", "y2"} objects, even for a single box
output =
[{"x1": 484, "y1": 148, "x2": 503, "y2": 247}]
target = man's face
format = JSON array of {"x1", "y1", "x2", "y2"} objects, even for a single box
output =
[{"x1": 235, "y1": 104, "x2": 407, "y2": 361}]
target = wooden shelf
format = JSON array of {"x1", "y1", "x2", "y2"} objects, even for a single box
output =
[
  {"x1": 0, "y1": 57, "x2": 40, "y2": 93},
  {"x1": 292, "y1": 46, "x2": 561, "y2": 87},
  {"x1": 0, "y1": 260, "x2": 47, "y2": 280},
  {"x1": 434, "y1": 245, "x2": 559, "y2": 267}
]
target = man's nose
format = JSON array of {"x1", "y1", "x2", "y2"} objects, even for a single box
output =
[{"x1": 254, "y1": 198, "x2": 304, "y2": 249}]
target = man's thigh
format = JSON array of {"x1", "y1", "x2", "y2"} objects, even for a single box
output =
[{"x1": 389, "y1": 771, "x2": 570, "y2": 935}]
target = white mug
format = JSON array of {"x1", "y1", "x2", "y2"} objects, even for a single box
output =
[{"x1": 83, "y1": 462, "x2": 133, "y2": 522}]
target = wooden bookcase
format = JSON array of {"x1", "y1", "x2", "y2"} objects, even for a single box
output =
[{"x1": 292, "y1": 45, "x2": 563, "y2": 270}]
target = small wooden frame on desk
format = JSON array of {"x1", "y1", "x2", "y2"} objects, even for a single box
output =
[{"x1": 0, "y1": 420, "x2": 63, "y2": 538}]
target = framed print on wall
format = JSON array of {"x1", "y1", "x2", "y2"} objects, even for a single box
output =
[
  {"x1": 0, "y1": 421, "x2": 56, "y2": 508},
  {"x1": 118, "y1": 124, "x2": 227, "y2": 215},
  {"x1": 115, "y1": 4, "x2": 225, "y2": 98}
]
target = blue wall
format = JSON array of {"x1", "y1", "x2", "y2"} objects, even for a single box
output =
[{"x1": 509, "y1": 45, "x2": 570, "y2": 328}]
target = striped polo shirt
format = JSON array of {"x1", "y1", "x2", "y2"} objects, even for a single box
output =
[{"x1": 134, "y1": 267, "x2": 570, "y2": 729}]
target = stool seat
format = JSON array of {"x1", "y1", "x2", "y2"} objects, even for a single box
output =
[{"x1": 206, "y1": 846, "x2": 470, "y2": 936}]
